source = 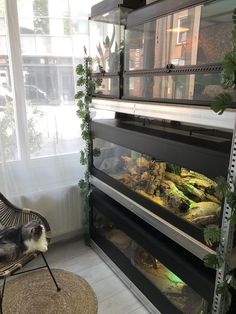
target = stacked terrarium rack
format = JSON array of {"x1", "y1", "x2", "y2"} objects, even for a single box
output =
[
  {"x1": 88, "y1": 0, "x2": 236, "y2": 313},
  {"x1": 90, "y1": 99, "x2": 236, "y2": 313}
]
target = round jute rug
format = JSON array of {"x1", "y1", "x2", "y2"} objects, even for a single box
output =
[{"x1": 2, "y1": 269, "x2": 97, "y2": 314}]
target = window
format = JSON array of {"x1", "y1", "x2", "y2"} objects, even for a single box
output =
[
  {"x1": 0, "y1": 0, "x2": 99, "y2": 160},
  {"x1": 0, "y1": 0, "x2": 19, "y2": 162}
]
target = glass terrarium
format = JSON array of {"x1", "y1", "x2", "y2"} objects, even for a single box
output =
[
  {"x1": 93, "y1": 139, "x2": 222, "y2": 229},
  {"x1": 92, "y1": 206, "x2": 209, "y2": 313},
  {"x1": 123, "y1": 72, "x2": 232, "y2": 102},
  {"x1": 123, "y1": 0, "x2": 236, "y2": 104},
  {"x1": 89, "y1": 0, "x2": 145, "y2": 98}
]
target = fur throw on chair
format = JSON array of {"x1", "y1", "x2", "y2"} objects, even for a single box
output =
[{"x1": 0, "y1": 221, "x2": 48, "y2": 262}]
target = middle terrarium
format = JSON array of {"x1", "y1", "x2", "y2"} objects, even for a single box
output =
[
  {"x1": 93, "y1": 139, "x2": 221, "y2": 229},
  {"x1": 91, "y1": 117, "x2": 232, "y2": 244}
]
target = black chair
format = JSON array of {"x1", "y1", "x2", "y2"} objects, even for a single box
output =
[{"x1": 0, "y1": 192, "x2": 61, "y2": 313}]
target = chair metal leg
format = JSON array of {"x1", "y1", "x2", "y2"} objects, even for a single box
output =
[
  {"x1": 0, "y1": 277, "x2": 6, "y2": 314},
  {"x1": 40, "y1": 253, "x2": 61, "y2": 292}
]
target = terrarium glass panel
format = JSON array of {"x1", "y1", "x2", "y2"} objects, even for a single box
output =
[
  {"x1": 123, "y1": 73, "x2": 236, "y2": 102},
  {"x1": 93, "y1": 139, "x2": 222, "y2": 229},
  {"x1": 93, "y1": 207, "x2": 208, "y2": 313},
  {"x1": 124, "y1": 0, "x2": 235, "y2": 70},
  {"x1": 89, "y1": 19, "x2": 123, "y2": 74},
  {"x1": 93, "y1": 76, "x2": 119, "y2": 97}
]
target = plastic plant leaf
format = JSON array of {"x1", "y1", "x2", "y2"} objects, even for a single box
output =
[
  {"x1": 211, "y1": 93, "x2": 233, "y2": 115},
  {"x1": 77, "y1": 77, "x2": 86, "y2": 86},
  {"x1": 80, "y1": 150, "x2": 87, "y2": 165},
  {"x1": 215, "y1": 176, "x2": 231, "y2": 199},
  {"x1": 81, "y1": 130, "x2": 89, "y2": 141},
  {"x1": 203, "y1": 252, "x2": 223, "y2": 269},
  {"x1": 77, "y1": 100, "x2": 85, "y2": 110},
  {"x1": 76, "y1": 64, "x2": 85, "y2": 75},
  {"x1": 79, "y1": 179, "x2": 87, "y2": 190},
  {"x1": 223, "y1": 50, "x2": 236, "y2": 76},
  {"x1": 75, "y1": 91, "x2": 85, "y2": 99},
  {"x1": 204, "y1": 225, "x2": 221, "y2": 246}
]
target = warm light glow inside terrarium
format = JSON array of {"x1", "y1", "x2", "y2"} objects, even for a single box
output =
[
  {"x1": 93, "y1": 138, "x2": 222, "y2": 230},
  {"x1": 93, "y1": 207, "x2": 207, "y2": 314}
]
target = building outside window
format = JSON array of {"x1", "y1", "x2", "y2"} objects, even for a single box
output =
[{"x1": 0, "y1": 0, "x2": 99, "y2": 161}]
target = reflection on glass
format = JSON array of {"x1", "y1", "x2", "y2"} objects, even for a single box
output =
[
  {"x1": 93, "y1": 207, "x2": 207, "y2": 313},
  {"x1": 93, "y1": 77, "x2": 119, "y2": 97},
  {"x1": 93, "y1": 139, "x2": 221, "y2": 229},
  {"x1": 124, "y1": 73, "x2": 236, "y2": 102},
  {"x1": 0, "y1": 1, "x2": 18, "y2": 162},
  {"x1": 125, "y1": 0, "x2": 235, "y2": 70},
  {"x1": 90, "y1": 20, "x2": 122, "y2": 74}
]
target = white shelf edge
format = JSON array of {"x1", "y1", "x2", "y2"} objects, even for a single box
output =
[
  {"x1": 91, "y1": 98, "x2": 236, "y2": 130},
  {"x1": 91, "y1": 176, "x2": 215, "y2": 261}
]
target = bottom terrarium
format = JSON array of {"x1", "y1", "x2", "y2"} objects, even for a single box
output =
[
  {"x1": 91, "y1": 191, "x2": 211, "y2": 314},
  {"x1": 106, "y1": 228, "x2": 204, "y2": 313}
]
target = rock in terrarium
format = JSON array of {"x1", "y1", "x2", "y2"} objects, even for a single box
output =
[{"x1": 112, "y1": 155, "x2": 221, "y2": 227}]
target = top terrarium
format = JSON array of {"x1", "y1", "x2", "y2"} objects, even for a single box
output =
[
  {"x1": 89, "y1": 0, "x2": 145, "y2": 98},
  {"x1": 123, "y1": 0, "x2": 236, "y2": 104}
]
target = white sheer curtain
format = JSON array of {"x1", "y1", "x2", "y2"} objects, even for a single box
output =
[{"x1": 0, "y1": 0, "x2": 99, "y2": 239}]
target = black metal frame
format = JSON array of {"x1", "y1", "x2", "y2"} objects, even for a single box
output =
[
  {"x1": 90, "y1": 187, "x2": 215, "y2": 313},
  {"x1": 0, "y1": 253, "x2": 60, "y2": 314}
]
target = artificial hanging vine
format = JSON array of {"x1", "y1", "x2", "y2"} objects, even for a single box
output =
[
  {"x1": 75, "y1": 47, "x2": 100, "y2": 241},
  {"x1": 201, "y1": 8, "x2": 236, "y2": 312},
  {"x1": 203, "y1": 176, "x2": 236, "y2": 313},
  {"x1": 211, "y1": 8, "x2": 236, "y2": 114}
]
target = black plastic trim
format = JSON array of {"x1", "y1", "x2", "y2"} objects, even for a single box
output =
[
  {"x1": 91, "y1": 119, "x2": 230, "y2": 178},
  {"x1": 124, "y1": 63, "x2": 222, "y2": 75},
  {"x1": 90, "y1": 0, "x2": 145, "y2": 20},
  {"x1": 127, "y1": 0, "x2": 213, "y2": 28}
]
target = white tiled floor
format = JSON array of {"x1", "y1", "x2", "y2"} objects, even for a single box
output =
[{"x1": 23, "y1": 237, "x2": 150, "y2": 314}]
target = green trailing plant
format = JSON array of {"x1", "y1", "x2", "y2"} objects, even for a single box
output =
[
  {"x1": 75, "y1": 47, "x2": 95, "y2": 241},
  {"x1": 203, "y1": 176, "x2": 236, "y2": 312},
  {"x1": 203, "y1": 224, "x2": 221, "y2": 247},
  {"x1": 75, "y1": 47, "x2": 102, "y2": 242},
  {"x1": 211, "y1": 8, "x2": 236, "y2": 114},
  {"x1": 216, "y1": 274, "x2": 236, "y2": 313}
]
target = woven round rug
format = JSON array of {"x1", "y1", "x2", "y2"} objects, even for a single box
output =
[{"x1": 2, "y1": 269, "x2": 97, "y2": 314}]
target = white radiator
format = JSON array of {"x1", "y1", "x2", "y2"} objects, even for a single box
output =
[{"x1": 13, "y1": 184, "x2": 83, "y2": 240}]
